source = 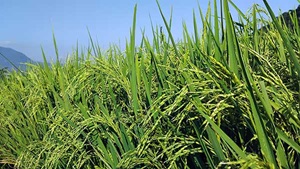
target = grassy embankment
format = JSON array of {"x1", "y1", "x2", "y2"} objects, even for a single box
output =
[{"x1": 0, "y1": 0, "x2": 299, "y2": 168}]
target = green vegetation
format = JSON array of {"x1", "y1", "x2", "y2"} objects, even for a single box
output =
[
  {"x1": 0, "y1": 67, "x2": 8, "y2": 79},
  {"x1": 1, "y1": 0, "x2": 299, "y2": 168}
]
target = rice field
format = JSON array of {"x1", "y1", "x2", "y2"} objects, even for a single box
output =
[{"x1": 0, "y1": 0, "x2": 299, "y2": 168}]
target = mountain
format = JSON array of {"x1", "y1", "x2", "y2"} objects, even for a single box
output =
[
  {"x1": 260, "y1": 5, "x2": 300, "y2": 32},
  {"x1": 0, "y1": 46, "x2": 33, "y2": 71},
  {"x1": 277, "y1": 5, "x2": 300, "y2": 30}
]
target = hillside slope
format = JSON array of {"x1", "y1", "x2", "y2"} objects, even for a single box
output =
[{"x1": 0, "y1": 46, "x2": 33, "y2": 71}]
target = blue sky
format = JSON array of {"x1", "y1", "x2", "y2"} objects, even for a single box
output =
[{"x1": 0, "y1": 0, "x2": 299, "y2": 62}]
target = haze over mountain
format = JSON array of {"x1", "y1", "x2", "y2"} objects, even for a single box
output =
[{"x1": 0, "y1": 46, "x2": 33, "y2": 71}]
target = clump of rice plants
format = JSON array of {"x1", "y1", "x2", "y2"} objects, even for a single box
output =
[{"x1": 0, "y1": 0, "x2": 299, "y2": 168}]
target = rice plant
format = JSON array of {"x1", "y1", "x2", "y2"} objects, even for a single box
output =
[{"x1": 0, "y1": 0, "x2": 299, "y2": 168}]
